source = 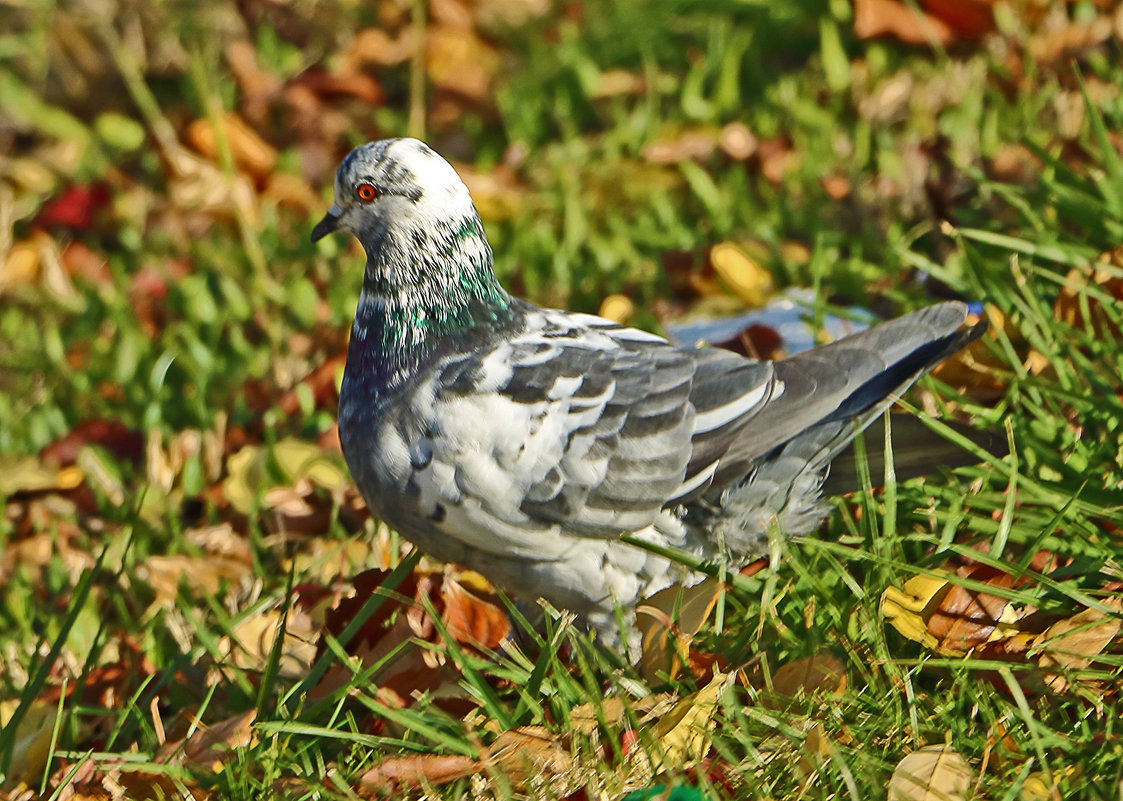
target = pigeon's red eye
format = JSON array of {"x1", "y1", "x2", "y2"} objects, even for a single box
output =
[{"x1": 356, "y1": 183, "x2": 377, "y2": 202}]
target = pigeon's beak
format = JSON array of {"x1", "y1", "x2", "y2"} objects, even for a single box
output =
[{"x1": 311, "y1": 206, "x2": 343, "y2": 242}]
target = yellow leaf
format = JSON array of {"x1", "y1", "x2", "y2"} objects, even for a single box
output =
[
  {"x1": 273, "y1": 438, "x2": 348, "y2": 491},
  {"x1": 710, "y1": 241, "x2": 774, "y2": 307},
  {"x1": 223, "y1": 444, "x2": 264, "y2": 515},
  {"x1": 889, "y1": 744, "x2": 972, "y2": 801},
  {"x1": 0, "y1": 700, "x2": 56, "y2": 790},
  {"x1": 880, "y1": 573, "x2": 953, "y2": 649},
  {"x1": 0, "y1": 456, "x2": 84, "y2": 495},
  {"x1": 597, "y1": 294, "x2": 636, "y2": 325},
  {"x1": 650, "y1": 671, "x2": 730, "y2": 768},
  {"x1": 1020, "y1": 766, "x2": 1080, "y2": 801}
]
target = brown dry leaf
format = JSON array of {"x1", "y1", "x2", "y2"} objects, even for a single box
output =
[
  {"x1": 221, "y1": 607, "x2": 318, "y2": 677},
  {"x1": 164, "y1": 143, "x2": 261, "y2": 227},
  {"x1": 60, "y1": 240, "x2": 110, "y2": 285},
  {"x1": 262, "y1": 172, "x2": 322, "y2": 214},
  {"x1": 853, "y1": 0, "x2": 955, "y2": 47},
  {"x1": 720, "y1": 122, "x2": 757, "y2": 161},
  {"x1": 920, "y1": 0, "x2": 995, "y2": 40},
  {"x1": 173, "y1": 710, "x2": 256, "y2": 765},
  {"x1": 888, "y1": 744, "x2": 972, "y2": 801},
  {"x1": 224, "y1": 40, "x2": 281, "y2": 123},
  {"x1": 359, "y1": 754, "x2": 480, "y2": 794},
  {"x1": 636, "y1": 578, "x2": 721, "y2": 682},
  {"x1": 455, "y1": 164, "x2": 524, "y2": 222},
  {"x1": 185, "y1": 112, "x2": 278, "y2": 181},
  {"x1": 1032, "y1": 598, "x2": 1122, "y2": 690},
  {"x1": 642, "y1": 128, "x2": 720, "y2": 165},
  {"x1": 591, "y1": 68, "x2": 646, "y2": 99},
  {"x1": 882, "y1": 567, "x2": 1027, "y2": 655},
  {"x1": 426, "y1": 26, "x2": 499, "y2": 100},
  {"x1": 769, "y1": 654, "x2": 847, "y2": 699},
  {"x1": 927, "y1": 305, "x2": 1008, "y2": 403},
  {"x1": 139, "y1": 554, "x2": 249, "y2": 604},
  {"x1": 40, "y1": 419, "x2": 144, "y2": 467},
  {"x1": 339, "y1": 28, "x2": 415, "y2": 72},
  {"x1": 487, "y1": 726, "x2": 574, "y2": 785},
  {"x1": 1054, "y1": 248, "x2": 1123, "y2": 338},
  {"x1": 756, "y1": 137, "x2": 797, "y2": 184},
  {"x1": 926, "y1": 567, "x2": 1019, "y2": 654}
]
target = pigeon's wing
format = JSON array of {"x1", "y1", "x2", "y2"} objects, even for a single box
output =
[{"x1": 405, "y1": 311, "x2": 776, "y2": 549}]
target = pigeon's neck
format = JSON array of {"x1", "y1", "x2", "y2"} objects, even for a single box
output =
[{"x1": 345, "y1": 214, "x2": 513, "y2": 398}]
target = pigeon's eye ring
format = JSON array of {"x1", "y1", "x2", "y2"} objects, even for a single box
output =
[{"x1": 356, "y1": 183, "x2": 378, "y2": 202}]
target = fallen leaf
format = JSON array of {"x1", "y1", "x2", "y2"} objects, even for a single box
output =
[
  {"x1": 138, "y1": 554, "x2": 249, "y2": 604},
  {"x1": 185, "y1": 112, "x2": 278, "y2": 180},
  {"x1": 648, "y1": 672, "x2": 729, "y2": 768},
  {"x1": 709, "y1": 241, "x2": 774, "y2": 307},
  {"x1": 881, "y1": 573, "x2": 953, "y2": 650},
  {"x1": 598, "y1": 294, "x2": 636, "y2": 324},
  {"x1": 1032, "y1": 598, "x2": 1122, "y2": 690},
  {"x1": 290, "y1": 68, "x2": 384, "y2": 106},
  {"x1": 854, "y1": 0, "x2": 955, "y2": 47},
  {"x1": 221, "y1": 607, "x2": 317, "y2": 677},
  {"x1": 40, "y1": 420, "x2": 144, "y2": 467},
  {"x1": 636, "y1": 578, "x2": 721, "y2": 682},
  {"x1": 0, "y1": 700, "x2": 56, "y2": 790},
  {"x1": 441, "y1": 574, "x2": 510, "y2": 649},
  {"x1": 359, "y1": 754, "x2": 480, "y2": 794},
  {"x1": 35, "y1": 182, "x2": 111, "y2": 229},
  {"x1": 642, "y1": 128, "x2": 720, "y2": 165},
  {"x1": 889, "y1": 744, "x2": 972, "y2": 801},
  {"x1": 426, "y1": 26, "x2": 499, "y2": 100},
  {"x1": 0, "y1": 455, "x2": 84, "y2": 496},
  {"x1": 769, "y1": 654, "x2": 847, "y2": 699},
  {"x1": 1054, "y1": 248, "x2": 1123, "y2": 339}
]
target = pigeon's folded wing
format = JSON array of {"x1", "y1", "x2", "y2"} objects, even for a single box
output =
[{"x1": 412, "y1": 322, "x2": 776, "y2": 547}]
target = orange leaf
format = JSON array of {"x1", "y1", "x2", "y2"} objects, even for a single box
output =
[
  {"x1": 441, "y1": 574, "x2": 511, "y2": 649},
  {"x1": 853, "y1": 0, "x2": 955, "y2": 47}
]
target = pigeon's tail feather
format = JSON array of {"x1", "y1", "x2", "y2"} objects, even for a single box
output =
[
  {"x1": 711, "y1": 302, "x2": 985, "y2": 504},
  {"x1": 780, "y1": 307, "x2": 986, "y2": 468},
  {"x1": 707, "y1": 307, "x2": 986, "y2": 547}
]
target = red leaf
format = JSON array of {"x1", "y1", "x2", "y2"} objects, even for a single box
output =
[
  {"x1": 36, "y1": 183, "x2": 111, "y2": 230},
  {"x1": 40, "y1": 420, "x2": 144, "y2": 467}
]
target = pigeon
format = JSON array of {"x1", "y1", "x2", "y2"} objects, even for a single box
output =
[{"x1": 312, "y1": 138, "x2": 986, "y2": 652}]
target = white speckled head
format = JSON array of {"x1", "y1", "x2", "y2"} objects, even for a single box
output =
[{"x1": 311, "y1": 138, "x2": 477, "y2": 253}]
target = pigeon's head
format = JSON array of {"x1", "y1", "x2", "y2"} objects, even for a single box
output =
[{"x1": 311, "y1": 138, "x2": 478, "y2": 254}]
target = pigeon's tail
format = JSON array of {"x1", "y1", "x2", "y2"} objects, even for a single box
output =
[
  {"x1": 788, "y1": 303, "x2": 989, "y2": 469},
  {"x1": 707, "y1": 303, "x2": 987, "y2": 545}
]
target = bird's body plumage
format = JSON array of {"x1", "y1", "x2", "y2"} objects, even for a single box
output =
[{"x1": 314, "y1": 138, "x2": 984, "y2": 650}]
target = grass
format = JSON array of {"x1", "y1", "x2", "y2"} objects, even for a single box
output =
[{"x1": 1, "y1": 0, "x2": 1122, "y2": 798}]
